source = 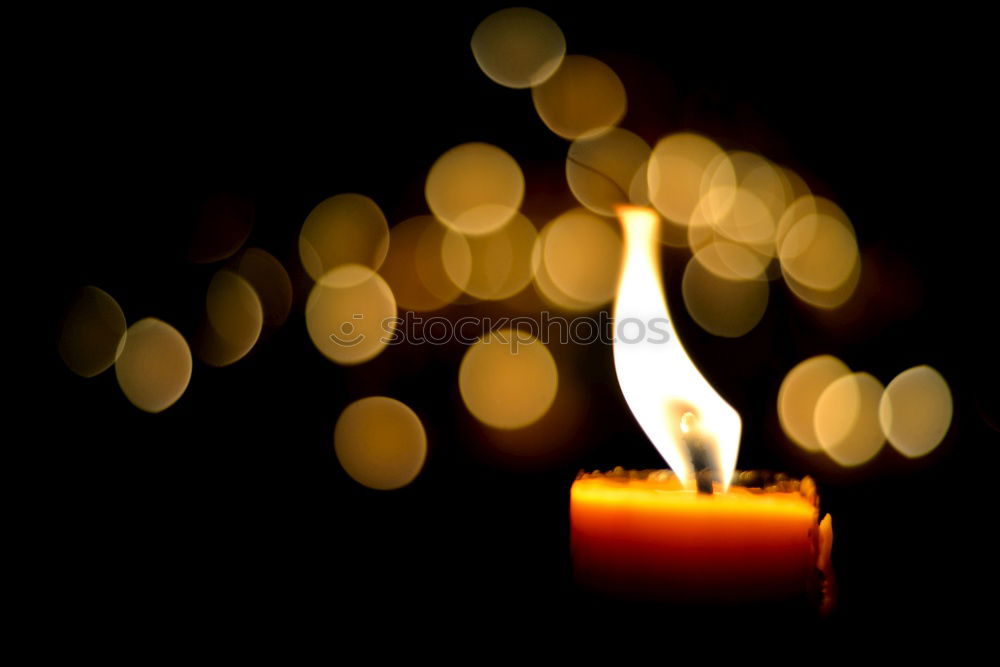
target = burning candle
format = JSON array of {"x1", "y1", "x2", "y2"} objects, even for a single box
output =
[
  {"x1": 570, "y1": 207, "x2": 834, "y2": 609},
  {"x1": 571, "y1": 469, "x2": 833, "y2": 608}
]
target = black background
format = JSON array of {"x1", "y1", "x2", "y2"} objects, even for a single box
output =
[{"x1": 42, "y1": 2, "x2": 998, "y2": 642}]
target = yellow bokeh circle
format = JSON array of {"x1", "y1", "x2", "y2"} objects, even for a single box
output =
[{"x1": 459, "y1": 329, "x2": 558, "y2": 429}]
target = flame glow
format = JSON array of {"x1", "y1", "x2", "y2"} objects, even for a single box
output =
[{"x1": 613, "y1": 206, "x2": 742, "y2": 490}]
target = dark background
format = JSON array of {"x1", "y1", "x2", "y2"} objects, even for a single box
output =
[{"x1": 41, "y1": 2, "x2": 997, "y2": 640}]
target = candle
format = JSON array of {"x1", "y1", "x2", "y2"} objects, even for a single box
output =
[
  {"x1": 571, "y1": 207, "x2": 836, "y2": 610},
  {"x1": 571, "y1": 469, "x2": 834, "y2": 608}
]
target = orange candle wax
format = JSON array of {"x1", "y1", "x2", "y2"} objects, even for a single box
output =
[{"x1": 570, "y1": 469, "x2": 833, "y2": 608}]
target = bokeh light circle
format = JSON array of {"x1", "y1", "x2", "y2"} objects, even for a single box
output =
[
  {"x1": 58, "y1": 286, "x2": 127, "y2": 378},
  {"x1": 780, "y1": 212, "x2": 858, "y2": 290},
  {"x1": 648, "y1": 133, "x2": 731, "y2": 226},
  {"x1": 196, "y1": 269, "x2": 264, "y2": 367},
  {"x1": 471, "y1": 7, "x2": 565, "y2": 89},
  {"x1": 115, "y1": 318, "x2": 192, "y2": 413},
  {"x1": 537, "y1": 208, "x2": 621, "y2": 309},
  {"x1": 441, "y1": 212, "x2": 537, "y2": 300},
  {"x1": 681, "y1": 249, "x2": 769, "y2": 337},
  {"x1": 879, "y1": 365, "x2": 953, "y2": 458},
  {"x1": 782, "y1": 258, "x2": 861, "y2": 310},
  {"x1": 459, "y1": 329, "x2": 558, "y2": 429},
  {"x1": 426, "y1": 142, "x2": 525, "y2": 236},
  {"x1": 778, "y1": 355, "x2": 852, "y2": 453},
  {"x1": 531, "y1": 55, "x2": 626, "y2": 139},
  {"x1": 712, "y1": 187, "x2": 777, "y2": 248},
  {"x1": 814, "y1": 372, "x2": 886, "y2": 466},
  {"x1": 305, "y1": 265, "x2": 397, "y2": 366},
  {"x1": 380, "y1": 215, "x2": 464, "y2": 311},
  {"x1": 299, "y1": 193, "x2": 389, "y2": 281},
  {"x1": 334, "y1": 396, "x2": 427, "y2": 490},
  {"x1": 566, "y1": 128, "x2": 651, "y2": 216},
  {"x1": 691, "y1": 238, "x2": 769, "y2": 281},
  {"x1": 231, "y1": 248, "x2": 293, "y2": 327}
]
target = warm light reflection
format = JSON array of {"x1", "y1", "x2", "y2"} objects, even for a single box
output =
[
  {"x1": 299, "y1": 193, "x2": 389, "y2": 281},
  {"x1": 531, "y1": 55, "x2": 626, "y2": 139},
  {"x1": 814, "y1": 372, "x2": 886, "y2": 466},
  {"x1": 880, "y1": 365, "x2": 953, "y2": 458},
  {"x1": 115, "y1": 318, "x2": 192, "y2": 413},
  {"x1": 566, "y1": 128, "x2": 651, "y2": 216},
  {"x1": 58, "y1": 286, "x2": 127, "y2": 378},
  {"x1": 426, "y1": 142, "x2": 524, "y2": 236},
  {"x1": 334, "y1": 396, "x2": 427, "y2": 490},
  {"x1": 613, "y1": 206, "x2": 742, "y2": 489},
  {"x1": 778, "y1": 355, "x2": 852, "y2": 453},
  {"x1": 471, "y1": 7, "x2": 565, "y2": 89},
  {"x1": 305, "y1": 265, "x2": 397, "y2": 366},
  {"x1": 459, "y1": 328, "x2": 558, "y2": 429}
]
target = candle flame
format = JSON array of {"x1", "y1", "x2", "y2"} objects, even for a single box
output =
[{"x1": 613, "y1": 206, "x2": 742, "y2": 490}]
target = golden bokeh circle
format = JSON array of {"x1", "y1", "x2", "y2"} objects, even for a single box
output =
[
  {"x1": 334, "y1": 396, "x2": 427, "y2": 490},
  {"x1": 780, "y1": 212, "x2": 858, "y2": 290},
  {"x1": 712, "y1": 187, "x2": 777, "y2": 248},
  {"x1": 380, "y1": 215, "x2": 464, "y2": 311},
  {"x1": 648, "y1": 133, "x2": 731, "y2": 226},
  {"x1": 538, "y1": 208, "x2": 621, "y2": 309},
  {"x1": 879, "y1": 365, "x2": 953, "y2": 458},
  {"x1": 425, "y1": 142, "x2": 524, "y2": 236},
  {"x1": 305, "y1": 265, "x2": 397, "y2": 366},
  {"x1": 115, "y1": 318, "x2": 192, "y2": 413},
  {"x1": 776, "y1": 195, "x2": 861, "y2": 307},
  {"x1": 706, "y1": 152, "x2": 788, "y2": 250},
  {"x1": 471, "y1": 7, "x2": 565, "y2": 89},
  {"x1": 196, "y1": 270, "x2": 264, "y2": 367},
  {"x1": 782, "y1": 258, "x2": 861, "y2": 310},
  {"x1": 459, "y1": 329, "x2": 558, "y2": 429},
  {"x1": 58, "y1": 286, "x2": 127, "y2": 378},
  {"x1": 691, "y1": 238, "x2": 768, "y2": 281},
  {"x1": 532, "y1": 232, "x2": 595, "y2": 312},
  {"x1": 566, "y1": 128, "x2": 651, "y2": 216},
  {"x1": 231, "y1": 248, "x2": 293, "y2": 327},
  {"x1": 531, "y1": 55, "x2": 626, "y2": 140},
  {"x1": 441, "y1": 212, "x2": 537, "y2": 301},
  {"x1": 814, "y1": 372, "x2": 886, "y2": 467},
  {"x1": 778, "y1": 355, "x2": 852, "y2": 453},
  {"x1": 682, "y1": 250, "x2": 769, "y2": 337},
  {"x1": 299, "y1": 193, "x2": 389, "y2": 281}
]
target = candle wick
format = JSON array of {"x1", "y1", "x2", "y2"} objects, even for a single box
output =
[
  {"x1": 678, "y1": 410, "x2": 715, "y2": 494},
  {"x1": 695, "y1": 469, "x2": 714, "y2": 495},
  {"x1": 684, "y1": 436, "x2": 715, "y2": 495}
]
